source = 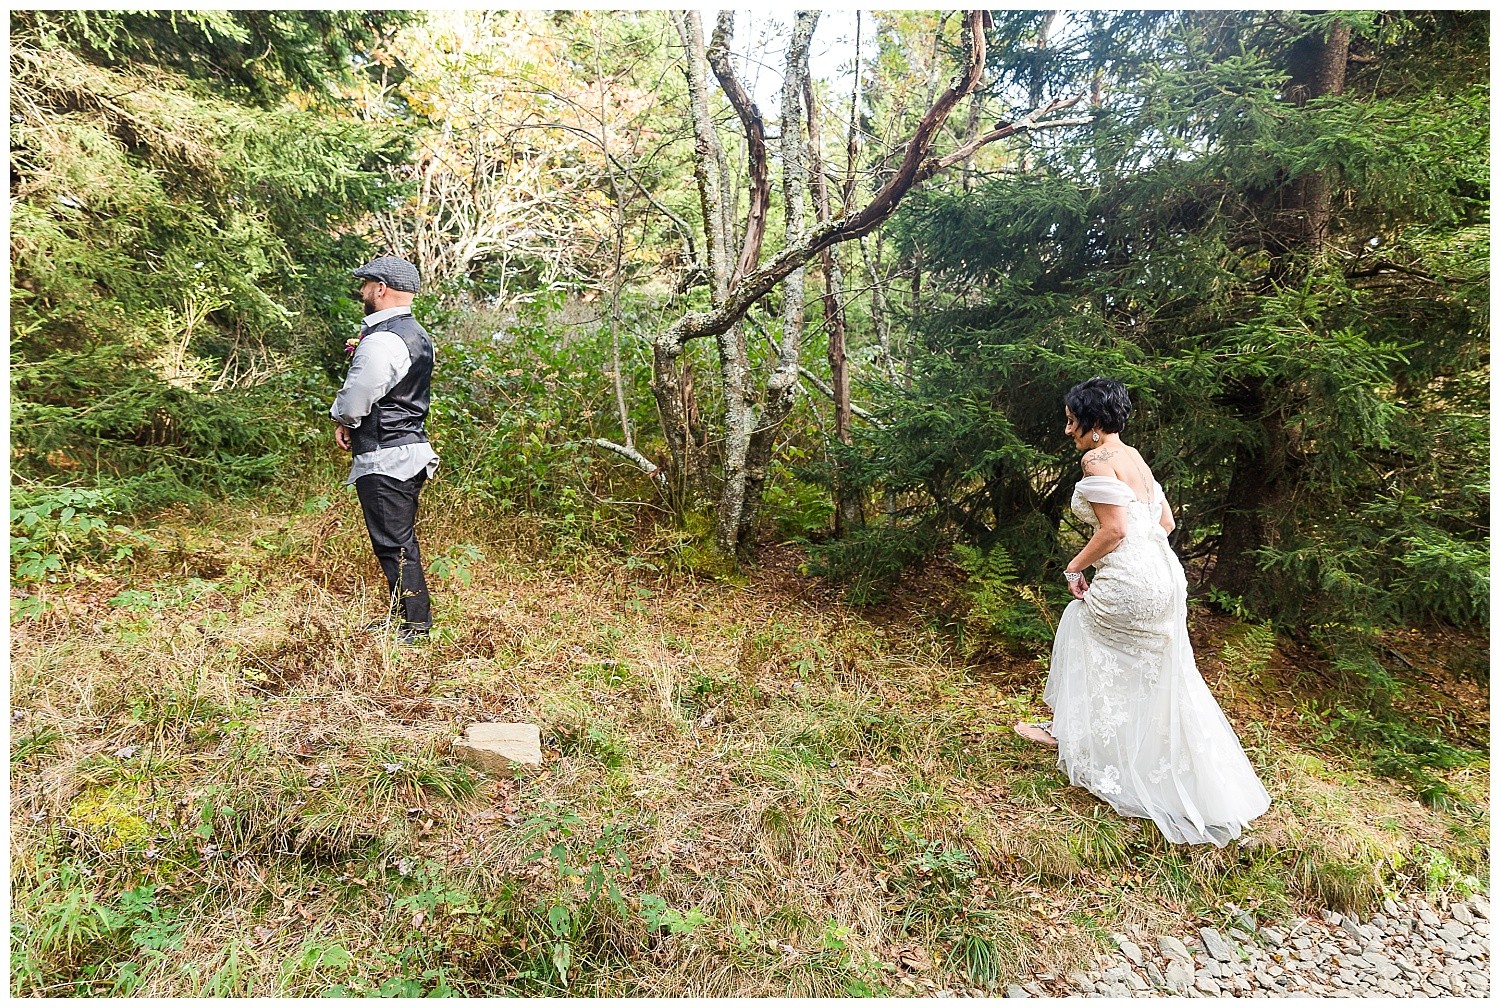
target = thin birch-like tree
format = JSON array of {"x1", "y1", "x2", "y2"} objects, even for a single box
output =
[{"x1": 595, "y1": 9, "x2": 1089, "y2": 557}]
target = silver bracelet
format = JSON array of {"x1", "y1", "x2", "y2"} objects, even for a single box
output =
[{"x1": 1064, "y1": 571, "x2": 1084, "y2": 583}]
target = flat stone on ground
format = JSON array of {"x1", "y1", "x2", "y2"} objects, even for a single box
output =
[
  {"x1": 1158, "y1": 935, "x2": 1193, "y2": 962},
  {"x1": 1164, "y1": 959, "x2": 1194, "y2": 991},
  {"x1": 452, "y1": 721, "x2": 542, "y2": 769},
  {"x1": 1199, "y1": 927, "x2": 1238, "y2": 963},
  {"x1": 1112, "y1": 933, "x2": 1145, "y2": 966}
]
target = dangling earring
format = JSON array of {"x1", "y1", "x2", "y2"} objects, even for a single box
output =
[{"x1": 1092, "y1": 432, "x2": 1101, "y2": 443}]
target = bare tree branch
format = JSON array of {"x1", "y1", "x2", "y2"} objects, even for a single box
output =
[
  {"x1": 589, "y1": 438, "x2": 669, "y2": 491},
  {"x1": 796, "y1": 366, "x2": 884, "y2": 428},
  {"x1": 931, "y1": 97, "x2": 1090, "y2": 172},
  {"x1": 670, "y1": 93, "x2": 1090, "y2": 349},
  {"x1": 707, "y1": 13, "x2": 771, "y2": 286}
]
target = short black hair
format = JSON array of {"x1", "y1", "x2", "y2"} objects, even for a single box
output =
[{"x1": 1065, "y1": 377, "x2": 1131, "y2": 434}]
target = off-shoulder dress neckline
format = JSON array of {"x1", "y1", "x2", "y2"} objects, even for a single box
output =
[{"x1": 1076, "y1": 473, "x2": 1158, "y2": 506}]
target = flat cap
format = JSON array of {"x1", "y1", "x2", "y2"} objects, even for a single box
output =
[{"x1": 353, "y1": 255, "x2": 421, "y2": 293}]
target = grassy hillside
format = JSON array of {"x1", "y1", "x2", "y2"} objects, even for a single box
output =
[{"x1": 9, "y1": 479, "x2": 1489, "y2": 996}]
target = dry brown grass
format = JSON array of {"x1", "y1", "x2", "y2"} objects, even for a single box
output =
[{"x1": 8, "y1": 490, "x2": 1489, "y2": 996}]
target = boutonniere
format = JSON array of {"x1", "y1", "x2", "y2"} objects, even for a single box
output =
[{"x1": 345, "y1": 334, "x2": 363, "y2": 357}]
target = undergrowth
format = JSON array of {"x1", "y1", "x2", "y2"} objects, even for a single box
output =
[{"x1": 8, "y1": 488, "x2": 1489, "y2": 996}]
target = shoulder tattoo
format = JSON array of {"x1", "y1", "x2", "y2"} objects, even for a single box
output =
[{"x1": 1082, "y1": 448, "x2": 1115, "y2": 475}]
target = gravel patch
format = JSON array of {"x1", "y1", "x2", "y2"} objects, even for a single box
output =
[{"x1": 997, "y1": 892, "x2": 1490, "y2": 998}]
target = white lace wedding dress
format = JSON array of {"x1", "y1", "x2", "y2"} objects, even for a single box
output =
[{"x1": 1044, "y1": 475, "x2": 1271, "y2": 847}]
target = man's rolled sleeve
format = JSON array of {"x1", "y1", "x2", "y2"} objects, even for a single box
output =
[{"x1": 330, "y1": 331, "x2": 411, "y2": 428}]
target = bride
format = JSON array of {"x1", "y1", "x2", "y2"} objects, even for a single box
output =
[{"x1": 1015, "y1": 377, "x2": 1270, "y2": 847}]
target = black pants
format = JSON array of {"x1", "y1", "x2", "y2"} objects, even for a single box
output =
[{"x1": 354, "y1": 471, "x2": 432, "y2": 630}]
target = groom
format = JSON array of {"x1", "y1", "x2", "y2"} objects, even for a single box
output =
[{"x1": 330, "y1": 255, "x2": 439, "y2": 643}]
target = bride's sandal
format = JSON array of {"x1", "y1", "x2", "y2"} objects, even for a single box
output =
[{"x1": 1015, "y1": 721, "x2": 1058, "y2": 748}]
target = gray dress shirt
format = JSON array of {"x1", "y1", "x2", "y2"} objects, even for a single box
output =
[{"x1": 330, "y1": 306, "x2": 440, "y2": 485}]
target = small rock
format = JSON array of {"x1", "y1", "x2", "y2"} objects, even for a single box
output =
[
  {"x1": 1322, "y1": 909, "x2": 1345, "y2": 926},
  {"x1": 1123, "y1": 969, "x2": 1148, "y2": 992},
  {"x1": 1159, "y1": 935, "x2": 1193, "y2": 962},
  {"x1": 1418, "y1": 908, "x2": 1441, "y2": 929},
  {"x1": 1067, "y1": 971, "x2": 1095, "y2": 993},
  {"x1": 1259, "y1": 926, "x2": 1285, "y2": 947},
  {"x1": 1194, "y1": 974, "x2": 1220, "y2": 995},
  {"x1": 1229, "y1": 927, "x2": 1255, "y2": 944},
  {"x1": 452, "y1": 722, "x2": 542, "y2": 769},
  {"x1": 1383, "y1": 897, "x2": 1400, "y2": 916},
  {"x1": 1143, "y1": 961, "x2": 1165, "y2": 987},
  {"x1": 1004, "y1": 984, "x2": 1030, "y2": 998},
  {"x1": 1468, "y1": 895, "x2": 1489, "y2": 920},
  {"x1": 1165, "y1": 959, "x2": 1194, "y2": 991},
  {"x1": 1199, "y1": 927, "x2": 1238, "y2": 963},
  {"x1": 1451, "y1": 903, "x2": 1474, "y2": 925},
  {"x1": 1438, "y1": 923, "x2": 1469, "y2": 944},
  {"x1": 1111, "y1": 933, "x2": 1144, "y2": 966}
]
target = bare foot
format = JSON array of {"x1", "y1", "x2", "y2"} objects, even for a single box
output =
[{"x1": 1014, "y1": 722, "x2": 1058, "y2": 747}]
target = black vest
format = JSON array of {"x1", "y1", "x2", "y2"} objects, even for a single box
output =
[{"x1": 350, "y1": 313, "x2": 434, "y2": 456}]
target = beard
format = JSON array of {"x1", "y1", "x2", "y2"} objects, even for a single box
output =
[{"x1": 362, "y1": 293, "x2": 378, "y2": 314}]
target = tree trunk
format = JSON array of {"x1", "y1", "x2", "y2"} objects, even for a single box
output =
[
  {"x1": 861, "y1": 236, "x2": 898, "y2": 382},
  {"x1": 1276, "y1": 18, "x2": 1351, "y2": 259},
  {"x1": 730, "y1": 11, "x2": 818, "y2": 553},
  {"x1": 1213, "y1": 17, "x2": 1350, "y2": 599},
  {"x1": 662, "y1": 10, "x2": 735, "y2": 505},
  {"x1": 804, "y1": 67, "x2": 863, "y2": 536}
]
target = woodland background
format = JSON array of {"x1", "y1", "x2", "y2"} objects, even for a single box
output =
[{"x1": 9, "y1": 9, "x2": 1490, "y2": 997}]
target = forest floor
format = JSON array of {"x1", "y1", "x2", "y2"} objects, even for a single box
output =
[{"x1": 8, "y1": 482, "x2": 1490, "y2": 996}]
